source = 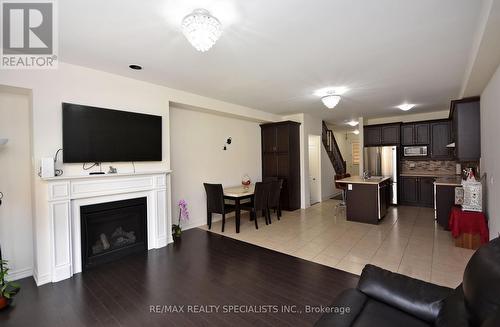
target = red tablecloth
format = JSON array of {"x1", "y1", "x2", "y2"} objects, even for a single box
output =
[{"x1": 449, "y1": 206, "x2": 489, "y2": 244}]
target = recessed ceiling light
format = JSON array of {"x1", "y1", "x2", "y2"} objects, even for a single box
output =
[
  {"x1": 129, "y1": 64, "x2": 143, "y2": 70},
  {"x1": 314, "y1": 86, "x2": 349, "y2": 97},
  {"x1": 352, "y1": 129, "x2": 360, "y2": 135},
  {"x1": 397, "y1": 103, "x2": 416, "y2": 111},
  {"x1": 346, "y1": 120, "x2": 359, "y2": 127}
]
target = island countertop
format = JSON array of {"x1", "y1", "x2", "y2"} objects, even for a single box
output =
[
  {"x1": 336, "y1": 176, "x2": 391, "y2": 185},
  {"x1": 434, "y1": 176, "x2": 463, "y2": 186}
]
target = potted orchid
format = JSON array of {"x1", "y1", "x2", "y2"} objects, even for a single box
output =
[{"x1": 172, "y1": 199, "x2": 189, "y2": 240}]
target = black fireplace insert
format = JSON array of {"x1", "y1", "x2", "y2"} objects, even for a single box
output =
[{"x1": 80, "y1": 197, "x2": 147, "y2": 271}]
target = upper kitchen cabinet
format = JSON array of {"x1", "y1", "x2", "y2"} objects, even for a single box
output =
[
  {"x1": 364, "y1": 125, "x2": 381, "y2": 146},
  {"x1": 430, "y1": 120, "x2": 454, "y2": 160},
  {"x1": 381, "y1": 124, "x2": 401, "y2": 145},
  {"x1": 364, "y1": 123, "x2": 400, "y2": 146},
  {"x1": 450, "y1": 97, "x2": 480, "y2": 161},
  {"x1": 415, "y1": 123, "x2": 430, "y2": 145},
  {"x1": 401, "y1": 123, "x2": 430, "y2": 146}
]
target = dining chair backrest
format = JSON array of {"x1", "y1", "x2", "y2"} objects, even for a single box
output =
[
  {"x1": 263, "y1": 177, "x2": 278, "y2": 183},
  {"x1": 253, "y1": 182, "x2": 271, "y2": 211},
  {"x1": 268, "y1": 180, "x2": 283, "y2": 208},
  {"x1": 203, "y1": 183, "x2": 224, "y2": 214}
]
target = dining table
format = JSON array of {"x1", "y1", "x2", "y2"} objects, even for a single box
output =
[{"x1": 223, "y1": 184, "x2": 255, "y2": 233}]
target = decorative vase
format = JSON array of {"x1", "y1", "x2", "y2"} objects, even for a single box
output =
[
  {"x1": 242, "y1": 174, "x2": 251, "y2": 190},
  {"x1": 172, "y1": 225, "x2": 182, "y2": 240},
  {"x1": 0, "y1": 296, "x2": 9, "y2": 310}
]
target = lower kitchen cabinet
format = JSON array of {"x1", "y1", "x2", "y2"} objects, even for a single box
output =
[{"x1": 399, "y1": 176, "x2": 435, "y2": 208}]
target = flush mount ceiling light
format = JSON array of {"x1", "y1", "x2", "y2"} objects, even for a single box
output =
[
  {"x1": 352, "y1": 129, "x2": 360, "y2": 135},
  {"x1": 181, "y1": 9, "x2": 222, "y2": 52},
  {"x1": 346, "y1": 120, "x2": 359, "y2": 127},
  {"x1": 397, "y1": 103, "x2": 416, "y2": 111}
]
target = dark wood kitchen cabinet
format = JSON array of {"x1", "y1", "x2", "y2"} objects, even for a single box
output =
[
  {"x1": 364, "y1": 123, "x2": 400, "y2": 146},
  {"x1": 415, "y1": 123, "x2": 430, "y2": 145},
  {"x1": 450, "y1": 97, "x2": 480, "y2": 161},
  {"x1": 381, "y1": 124, "x2": 401, "y2": 145},
  {"x1": 430, "y1": 121, "x2": 453, "y2": 160},
  {"x1": 261, "y1": 121, "x2": 301, "y2": 211},
  {"x1": 401, "y1": 123, "x2": 430, "y2": 146},
  {"x1": 419, "y1": 177, "x2": 435, "y2": 207},
  {"x1": 400, "y1": 176, "x2": 435, "y2": 207},
  {"x1": 364, "y1": 125, "x2": 381, "y2": 146},
  {"x1": 400, "y1": 176, "x2": 419, "y2": 204}
]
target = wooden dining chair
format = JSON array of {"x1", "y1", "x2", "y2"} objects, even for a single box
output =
[
  {"x1": 267, "y1": 179, "x2": 283, "y2": 223},
  {"x1": 240, "y1": 182, "x2": 271, "y2": 229},
  {"x1": 203, "y1": 183, "x2": 235, "y2": 232}
]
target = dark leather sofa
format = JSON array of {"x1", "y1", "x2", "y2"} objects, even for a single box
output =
[{"x1": 315, "y1": 237, "x2": 500, "y2": 327}]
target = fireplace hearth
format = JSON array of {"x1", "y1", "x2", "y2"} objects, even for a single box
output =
[{"x1": 80, "y1": 197, "x2": 147, "y2": 271}]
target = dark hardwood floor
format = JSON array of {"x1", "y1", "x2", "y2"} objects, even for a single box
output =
[{"x1": 0, "y1": 229, "x2": 358, "y2": 327}]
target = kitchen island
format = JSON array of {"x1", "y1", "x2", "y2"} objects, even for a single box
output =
[
  {"x1": 434, "y1": 176, "x2": 463, "y2": 229},
  {"x1": 336, "y1": 176, "x2": 392, "y2": 224}
]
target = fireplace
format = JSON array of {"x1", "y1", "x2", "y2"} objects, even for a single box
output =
[{"x1": 80, "y1": 197, "x2": 147, "y2": 271}]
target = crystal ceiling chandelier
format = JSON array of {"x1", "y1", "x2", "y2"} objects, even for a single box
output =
[
  {"x1": 321, "y1": 95, "x2": 342, "y2": 109},
  {"x1": 181, "y1": 9, "x2": 222, "y2": 52}
]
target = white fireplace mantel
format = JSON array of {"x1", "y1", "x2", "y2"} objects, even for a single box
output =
[{"x1": 39, "y1": 171, "x2": 172, "y2": 284}]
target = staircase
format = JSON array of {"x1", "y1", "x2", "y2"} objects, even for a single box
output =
[{"x1": 322, "y1": 121, "x2": 347, "y2": 174}]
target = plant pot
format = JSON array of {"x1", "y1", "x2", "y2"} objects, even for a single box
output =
[
  {"x1": 0, "y1": 296, "x2": 9, "y2": 310},
  {"x1": 172, "y1": 225, "x2": 182, "y2": 240}
]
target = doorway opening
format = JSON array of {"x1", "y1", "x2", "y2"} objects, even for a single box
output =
[{"x1": 308, "y1": 135, "x2": 322, "y2": 205}]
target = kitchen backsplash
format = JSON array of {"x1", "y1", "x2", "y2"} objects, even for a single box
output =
[{"x1": 401, "y1": 160, "x2": 458, "y2": 176}]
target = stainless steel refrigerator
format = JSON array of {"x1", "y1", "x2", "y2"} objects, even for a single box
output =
[{"x1": 364, "y1": 146, "x2": 398, "y2": 205}]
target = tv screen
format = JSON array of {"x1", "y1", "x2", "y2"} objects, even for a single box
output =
[{"x1": 62, "y1": 103, "x2": 162, "y2": 163}]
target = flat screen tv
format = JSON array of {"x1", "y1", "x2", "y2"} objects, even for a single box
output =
[{"x1": 62, "y1": 103, "x2": 162, "y2": 163}]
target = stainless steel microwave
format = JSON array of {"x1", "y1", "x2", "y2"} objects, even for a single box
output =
[{"x1": 403, "y1": 146, "x2": 428, "y2": 157}]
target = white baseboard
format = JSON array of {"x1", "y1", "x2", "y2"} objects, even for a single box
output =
[
  {"x1": 8, "y1": 267, "x2": 33, "y2": 281},
  {"x1": 33, "y1": 268, "x2": 51, "y2": 286}
]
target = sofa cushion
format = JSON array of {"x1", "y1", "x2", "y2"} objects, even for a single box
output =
[
  {"x1": 357, "y1": 264, "x2": 451, "y2": 323},
  {"x1": 314, "y1": 289, "x2": 368, "y2": 327},
  {"x1": 435, "y1": 285, "x2": 470, "y2": 327},
  {"x1": 463, "y1": 237, "x2": 500, "y2": 326},
  {"x1": 352, "y1": 298, "x2": 430, "y2": 327}
]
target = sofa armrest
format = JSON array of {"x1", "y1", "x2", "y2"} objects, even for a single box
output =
[{"x1": 357, "y1": 264, "x2": 452, "y2": 323}]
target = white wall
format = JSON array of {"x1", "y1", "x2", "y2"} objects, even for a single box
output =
[
  {"x1": 0, "y1": 90, "x2": 33, "y2": 280},
  {"x1": 169, "y1": 107, "x2": 262, "y2": 229},
  {"x1": 0, "y1": 62, "x2": 278, "y2": 284},
  {"x1": 282, "y1": 114, "x2": 339, "y2": 207},
  {"x1": 481, "y1": 63, "x2": 500, "y2": 239}
]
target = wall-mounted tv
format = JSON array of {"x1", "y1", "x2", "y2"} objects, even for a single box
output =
[{"x1": 62, "y1": 103, "x2": 162, "y2": 163}]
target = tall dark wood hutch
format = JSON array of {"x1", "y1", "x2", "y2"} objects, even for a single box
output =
[{"x1": 260, "y1": 121, "x2": 301, "y2": 211}]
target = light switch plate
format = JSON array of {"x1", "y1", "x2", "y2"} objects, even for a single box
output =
[{"x1": 348, "y1": 184, "x2": 353, "y2": 190}]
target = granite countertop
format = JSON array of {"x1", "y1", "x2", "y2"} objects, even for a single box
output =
[
  {"x1": 336, "y1": 176, "x2": 391, "y2": 185},
  {"x1": 434, "y1": 176, "x2": 463, "y2": 186}
]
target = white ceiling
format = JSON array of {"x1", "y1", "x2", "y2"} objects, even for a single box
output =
[{"x1": 60, "y1": 0, "x2": 487, "y2": 123}]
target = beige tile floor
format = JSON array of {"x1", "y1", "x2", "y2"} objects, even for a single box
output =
[{"x1": 199, "y1": 199, "x2": 475, "y2": 288}]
